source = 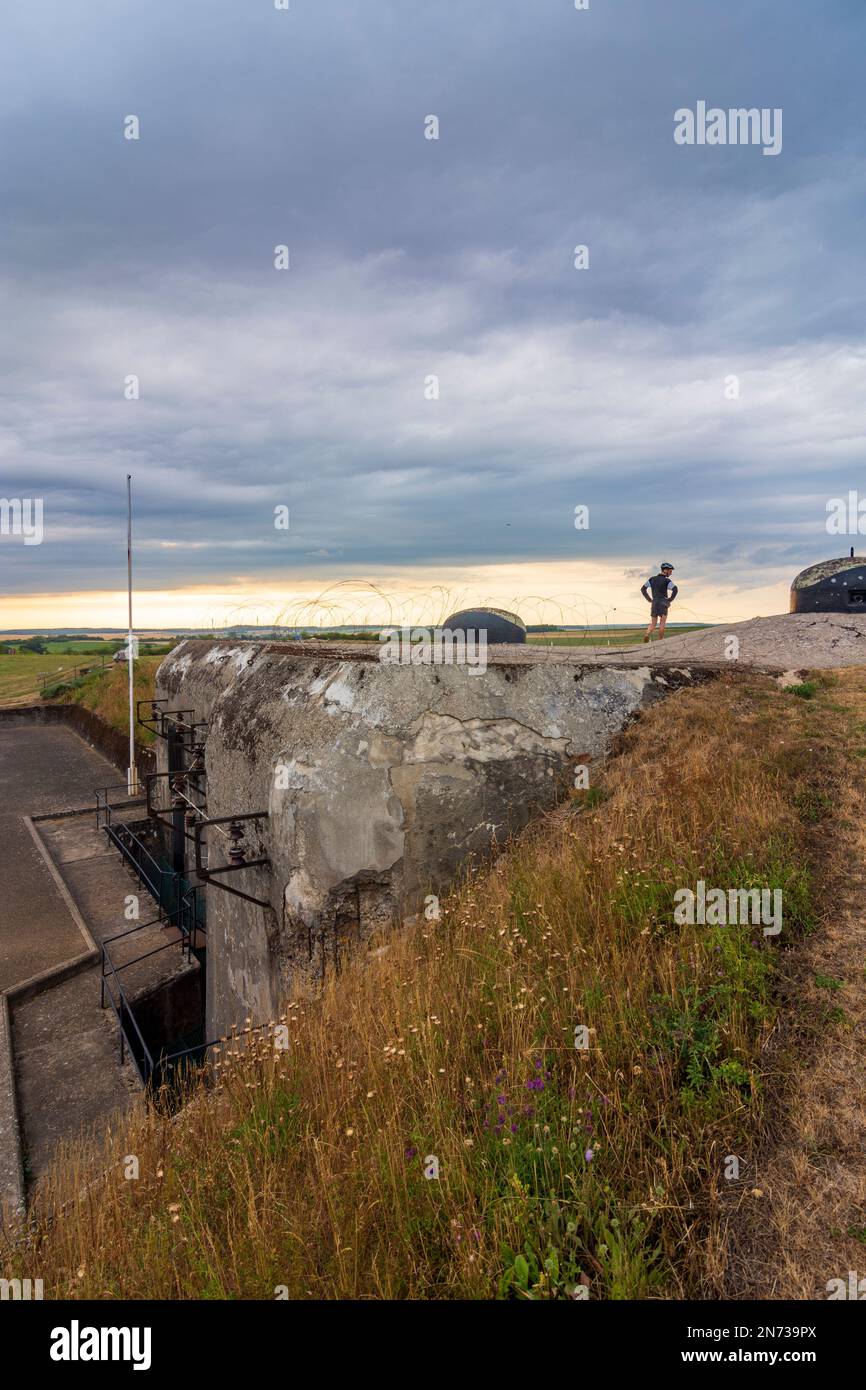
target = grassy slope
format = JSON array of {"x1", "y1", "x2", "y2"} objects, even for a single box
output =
[
  {"x1": 10, "y1": 668, "x2": 862, "y2": 1300},
  {"x1": 720, "y1": 671, "x2": 866, "y2": 1297},
  {"x1": 0, "y1": 648, "x2": 165, "y2": 711},
  {"x1": 53, "y1": 659, "x2": 162, "y2": 744}
]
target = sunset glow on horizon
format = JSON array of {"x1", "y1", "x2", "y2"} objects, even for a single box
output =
[{"x1": 0, "y1": 561, "x2": 792, "y2": 634}]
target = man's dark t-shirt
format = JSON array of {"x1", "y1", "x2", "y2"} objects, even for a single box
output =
[{"x1": 641, "y1": 573, "x2": 678, "y2": 616}]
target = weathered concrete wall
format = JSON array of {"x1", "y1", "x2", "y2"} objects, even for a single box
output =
[{"x1": 157, "y1": 641, "x2": 700, "y2": 1038}]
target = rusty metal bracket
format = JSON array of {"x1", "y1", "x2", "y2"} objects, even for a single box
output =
[
  {"x1": 136, "y1": 698, "x2": 206, "y2": 745},
  {"x1": 193, "y1": 811, "x2": 271, "y2": 908},
  {"x1": 144, "y1": 770, "x2": 208, "y2": 844}
]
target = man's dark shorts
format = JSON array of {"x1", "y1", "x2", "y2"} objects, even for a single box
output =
[{"x1": 651, "y1": 601, "x2": 670, "y2": 618}]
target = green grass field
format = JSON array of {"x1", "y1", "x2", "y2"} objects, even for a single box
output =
[
  {"x1": 0, "y1": 645, "x2": 171, "y2": 706},
  {"x1": 39, "y1": 639, "x2": 119, "y2": 653},
  {"x1": 3, "y1": 639, "x2": 121, "y2": 654},
  {"x1": 0, "y1": 653, "x2": 105, "y2": 705}
]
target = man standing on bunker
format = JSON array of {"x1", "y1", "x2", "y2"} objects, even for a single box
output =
[{"x1": 641, "y1": 563, "x2": 678, "y2": 641}]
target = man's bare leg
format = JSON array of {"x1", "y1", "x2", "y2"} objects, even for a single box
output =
[
  {"x1": 644, "y1": 615, "x2": 658, "y2": 642},
  {"x1": 658, "y1": 613, "x2": 667, "y2": 638}
]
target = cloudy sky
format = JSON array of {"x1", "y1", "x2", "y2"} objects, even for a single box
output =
[{"x1": 1, "y1": 0, "x2": 864, "y2": 629}]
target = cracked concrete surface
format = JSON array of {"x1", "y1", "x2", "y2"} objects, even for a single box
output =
[
  {"x1": 158, "y1": 641, "x2": 704, "y2": 1038},
  {"x1": 156, "y1": 614, "x2": 866, "y2": 1037},
  {"x1": 558, "y1": 611, "x2": 866, "y2": 669}
]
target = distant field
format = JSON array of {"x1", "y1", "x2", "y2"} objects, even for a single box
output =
[
  {"x1": 40, "y1": 639, "x2": 119, "y2": 653},
  {"x1": 0, "y1": 645, "x2": 173, "y2": 708},
  {"x1": 4, "y1": 639, "x2": 120, "y2": 654},
  {"x1": 0, "y1": 653, "x2": 105, "y2": 705},
  {"x1": 527, "y1": 625, "x2": 704, "y2": 648}
]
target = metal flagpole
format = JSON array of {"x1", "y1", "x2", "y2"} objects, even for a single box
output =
[{"x1": 127, "y1": 474, "x2": 137, "y2": 794}]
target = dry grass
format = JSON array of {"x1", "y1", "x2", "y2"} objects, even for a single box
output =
[
  {"x1": 55, "y1": 659, "x2": 162, "y2": 744},
  {"x1": 721, "y1": 669, "x2": 866, "y2": 1298},
  {"x1": 4, "y1": 668, "x2": 860, "y2": 1300}
]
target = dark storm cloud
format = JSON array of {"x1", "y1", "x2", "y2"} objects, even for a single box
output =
[{"x1": 1, "y1": 0, "x2": 865, "y2": 597}]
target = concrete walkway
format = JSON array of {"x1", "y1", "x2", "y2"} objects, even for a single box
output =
[
  {"x1": 0, "y1": 721, "x2": 199, "y2": 1209},
  {"x1": 0, "y1": 725, "x2": 123, "y2": 992},
  {"x1": 12, "y1": 812, "x2": 186, "y2": 1190}
]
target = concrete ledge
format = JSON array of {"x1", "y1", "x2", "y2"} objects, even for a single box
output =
[
  {"x1": 22, "y1": 817, "x2": 99, "y2": 968},
  {"x1": 0, "y1": 818, "x2": 104, "y2": 1215},
  {"x1": 30, "y1": 798, "x2": 146, "y2": 824},
  {"x1": 0, "y1": 993, "x2": 25, "y2": 1221}
]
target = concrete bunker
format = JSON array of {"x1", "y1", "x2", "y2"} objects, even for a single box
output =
[
  {"x1": 153, "y1": 640, "x2": 701, "y2": 1040},
  {"x1": 790, "y1": 553, "x2": 866, "y2": 613}
]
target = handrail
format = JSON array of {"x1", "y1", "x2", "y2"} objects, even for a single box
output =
[
  {"x1": 38, "y1": 656, "x2": 109, "y2": 691},
  {"x1": 101, "y1": 913, "x2": 167, "y2": 948},
  {"x1": 106, "y1": 821, "x2": 164, "y2": 882},
  {"x1": 100, "y1": 952, "x2": 156, "y2": 1085},
  {"x1": 101, "y1": 946, "x2": 216, "y2": 1092},
  {"x1": 94, "y1": 757, "x2": 212, "y2": 1087},
  {"x1": 100, "y1": 909, "x2": 207, "y2": 1083},
  {"x1": 95, "y1": 786, "x2": 147, "y2": 831}
]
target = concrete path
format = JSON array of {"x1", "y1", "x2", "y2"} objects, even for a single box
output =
[
  {"x1": 0, "y1": 725, "x2": 124, "y2": 992},
  {"x1": 0, "y1": 721, "x2": 199, "y2": 1209},
  {"x1": 11, "y1": 808, "x2": 201, "y2": 1194}
]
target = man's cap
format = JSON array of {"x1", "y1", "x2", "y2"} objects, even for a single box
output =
[{"x1": 660, "y1": 562, "x2": 674, "y2": 571}]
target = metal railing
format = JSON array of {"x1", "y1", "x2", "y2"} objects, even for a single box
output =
[
  {"x1": 38, "y1": 656, "x2": 110, "y2": 692},
  {"x1": 99, "y1": 785, "x2": 175, "y2": 903},
  {"x1": 101, "y1": 916, "x2": 211, "y2": 1089},
  {"x1": 100, "y1": 925, "x2": 164, "y2": 1083},
  {"x1": 136, "y1": 698, "x2": 207, "y2": 747},
  {"x1": 102, "y1": 959, "x2": 217, "y2": 1092},
  {"x1": 96, "y1": 785, "x2": 205, "y2": 951},
  {"x1": 96, "y1": 779, "x2": 213, "y2": 1095},
  {"x1": 95, "y1": 784, "x2": 147, "y2": 827}
]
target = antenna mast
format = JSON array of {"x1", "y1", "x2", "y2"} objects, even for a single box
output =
[{"x1": 126, "y1": 475, "x2": 137, "y2": 794}]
